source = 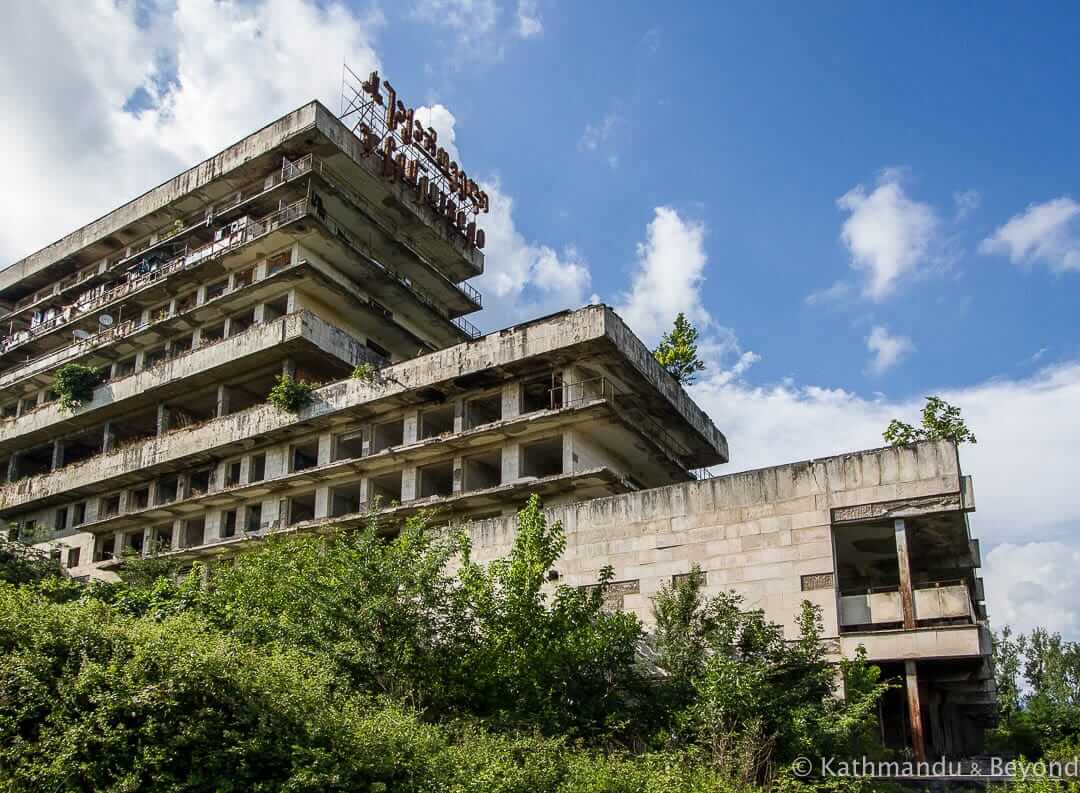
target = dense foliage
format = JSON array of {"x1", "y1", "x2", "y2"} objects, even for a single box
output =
[
  {"x1": 653, "y1": 313, "x2": 707, "y2": 386},
  {"x1": 0, "y1": 497, "x2": 897, "y2": 791},
  {"x1": 266, "y1": 374, "x2": 315, "y2": 413},
  {"x1": 883, "y1": 396, "x2": 977, "y2": 446},
  {"x1": 989, "y1": 625, "x2": 1080, "y2": 761},
  {"x1": 52, "y1": 363, "x2": 104, "y2": 412}
]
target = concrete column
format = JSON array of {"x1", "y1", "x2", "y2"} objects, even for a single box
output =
[
  {"x1": 50, "y1": 439, "x2": 65, "y2": 471},
  {"x1": 140, "y1": 527, "x2": 153, "y2": 557},
  {"x1": 316, "y1": 432, "x2": 333, "y2": 466},
  {"x1": 400, "y1": 467, "x2": 417, "y2": 502},
  {"x1": 191, "y1": 326, "x2": 203, "y2": 349},
  {"x1": 196, "y1": 285, "x2": 208, "y2": 306},
  {"x1": 502, "y1": 442, "x2": 520, "y2": 482},
  {"x1": 7, "y1": 453, "x2": 20, "y2": 482},
  {"x1": 452, "y1": 455, "x2": 464, "y2": 494},
  {"x1": 453, "y1": 399, "x2": 465, "y2": 434},
  {"x1": 905, "y1": 660, "x2": 927, "y2": 763},
  {"x1": 894, "y1": 518, "x2": 917, "y2": 630},
  {"x1": 36, "y1": 390, "x2": 48, "y2": 407},
  {"x1": 215, "y1": 385, "x2": 232, "y2": 418},
  {"x1": 252, "y1": 302, "x2": 267, "y2": 323},
  {"x1": 222, "y1": 317, "x2": 232, "y2": 339},
  {"x1": 314, "y1": 486, "x2": 331, "y2": 519},
  {"x1": 402, "y1": 409, "x2": 419, "y2": 445},
  {"x1": 281, "y1": 358, "x2": 296, "y2": 379},
  {"x1": 361, "y1": 425, "x2": 372, "y2": 457},
  {"x1": 134, "y1": 350, "x2": 146, "y2": 371},
  {"x1": 501, "y1": 382, "x2": 520, "y2": 420},
  {"x1": 156, "y1": 403, "x2": 171, "y2": 435}
]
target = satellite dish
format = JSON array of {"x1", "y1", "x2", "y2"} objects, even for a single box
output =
[
  {"x1": 73, "y1": 329, "x2": 91, "y2": 340},
  {"x1": 99, "y1": 314, "x2": 115, "y2": 328}
]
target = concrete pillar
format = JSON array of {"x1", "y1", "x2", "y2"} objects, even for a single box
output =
[
  {"x1": 281, "y1": 358, "x2": 296, "y2": 379},
  {"x1": 894, "y1": 518, "x2": 917, "y2": 630},
  {"x1": 905, "y1": 660, "x2": 927, "y2": 763},
  {"x1": 222, "y1": 317, "x2": 232, "y2": 339},
  {"x1": 317, "y1": 432, "x2": 333, "y2": 466},
  {"x1": 361, "y1": 425, "x2": 372, "y2": 457},
  {"x1": 501, "y1": 382, "x2": 520, "y2": 420},
  {"x1": 452, "y1": 454, "x2": 464, "y2": 494},
  {"x1": 252, "y1": 302, "x2": 267, "y2": 323},
  {"x1": 401, "y1": 467, "x2": 417, "y2": 502},
  {"x1": 215, "y1": 385, "x2": 232, "y2": 418},
  {"x1": 314, "y1": 486, "x2": 331, "y2": 519},
  {"x1": 7, "y1": 453, "x2": 20, "y2": 482},
  {"x1": 134, "y1": 350, "x2": 146, "y2": 371},
  {"x1": 36, "y1": 390, "x2": 48, "y2": 407},
  {"x1": 156, "y1": 403, "x2": 171, "y2": 435},
  {"x1": 50, "y1": 439, "x2": 65, "y2": 471},
  {"x1": 403, "y1": 409, "x2": 419, "y2": 445},
  {"x1": 453, "y1": 399, "x2": 465, "y2": 434},
  {"x1": 502, "y1": 442, "x2": 520, "y2": 482},
  {"x1": 140, "y1": 527, "x2": 153, "y2": 557}
]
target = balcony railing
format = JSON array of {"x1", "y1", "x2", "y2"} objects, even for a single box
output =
[{"x1": 838, "y1": 581, "x2": 976, "y2": 629}]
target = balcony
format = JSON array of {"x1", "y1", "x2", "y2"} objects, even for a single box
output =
[{"x1": 839, "y1": 581, "x2": 976, "y2": 630}]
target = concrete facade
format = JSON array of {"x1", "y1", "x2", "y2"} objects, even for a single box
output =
[{"x1": 0, "y1": 99, "x2": 992, "y2": 760}]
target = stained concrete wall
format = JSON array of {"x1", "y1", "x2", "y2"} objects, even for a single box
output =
[
  {"x1": 463, "y1": 440, "x2": 967, "y2": 645},
  {"x1": 0, "y1": 306, "x2": 726, "y2": 515}
]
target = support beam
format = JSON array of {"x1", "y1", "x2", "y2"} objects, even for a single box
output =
[
  {"x1": 216, "y1": 385, "x2": 232, "y2": 418},
  {"x1": 6, "y1": 453, "x2": 19, "y2": 482},
  {"x1": 102, "y1": 421, "x2": 116, "y2": 454},
  {"x1": 50, "y1": 439, "x2": 65, "y2": 471},
  {"x1": 905, "y1": 660, "x2": 927, "y2": 763},
  {"x1": 156, "y1": 403, "x2": 171, "y2": 435},
  {"x1": 894, "y1": 518, "x2": 916, "y2": 630}
]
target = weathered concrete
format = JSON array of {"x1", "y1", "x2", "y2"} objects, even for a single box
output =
[{"x1": 0, "y1": 306, "x2": 727, "y2": 514}]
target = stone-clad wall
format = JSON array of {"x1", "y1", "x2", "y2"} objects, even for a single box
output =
[{"x1": 464, "y1": 440, "x2": 964, "y2": 639}]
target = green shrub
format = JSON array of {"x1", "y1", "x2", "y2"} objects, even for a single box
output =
[
  {"x1": 53, "y1": 363, "x2": 103, "y2": 411},
  {"x1": 267, "y1": 373, "x2": 315, "y2": 413},
  {"x1": 351, "y1": 361, "x2": 379, "y2": 383}
]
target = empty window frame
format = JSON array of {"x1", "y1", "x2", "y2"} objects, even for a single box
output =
[
  {"x1": 368, "y1": 471, "x2": 402, "y2": 505},
  {"x1": 156, "y1": 476, "x2": 180, "y2": 505},
  {"x1": 417, "y1": 460, "x2": 453, "y2": 499},
  {"x1": 463, "y1": 449, "x2": 502, "y2": 491},
  {"x1": 333, "y1": 428, "x2": 365, "y2": 461},
  {"x1": 521, "y1": 374, "x2": 562, "y2": 414},
  {"x1": 224, "y1": 460, "x2": 243, "y2": 487},
  {"x1": 287, "y1": 492, "x2": 316, "y2": 525},
  {"x1": 291, "y1": 440, "x2": 319, "y2": 472},
  {"x1": 190, "y1": 468, "x2": 214, "y2": 496},
  {"x1": 204, "y1": 278, "x2": 228, "y2": 302},
  {"x1": 464, "y1": 393, "x2": 502, "y2": 430},
  {"x1": 221, "y1": 509, "x2": 238, "y2": 538},
  {"x1": 330, "y1": 482, "x2": 365, "y2": 517},
  {"x1": 244, "y1": 503, "x2": 263, "y2": 533},
  {"x1": 520, "y1": 436, "x2": 564, "y2": 479},
  {"x1": 370, "y1": 418, "x2": 404, "y2": 454},
  {"x1": 71, "y1": 501, "x2": 86, "y2": 527},
  {"x1": 249, "y1": 453, "x2": 266, "y2": 482},
  {"x1": 128, "y1": 486, "x2": 150, "y2": 511},
  {"x1": 100, "y1": 494, "x2": 122, "y2": 518},
  {"x1": 182, "y1": 517, "x2": 206, "y2": 548},
  {"x1": 54, "y1": 506, "x2": 68, "y2": 531},
  {"x1": 66, "y1": 547, "x2": 81, "y2": 569},
  {"x1": 419, "y1": 404, "x2": 454, "y2": 440}
]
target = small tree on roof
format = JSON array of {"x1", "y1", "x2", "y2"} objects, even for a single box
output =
[
  {"x1": 653, "y1": 312, "x2": 707, "y2": 386},
  {"x1": 883, "y1": 396, "x2": 977, "y2": 446}
]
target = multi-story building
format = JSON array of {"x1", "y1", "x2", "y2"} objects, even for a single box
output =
[{"x1": 0, "y1": 85, "x2": 993, "y2": 760}]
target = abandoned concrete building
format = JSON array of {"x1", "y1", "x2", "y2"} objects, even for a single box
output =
[{"x1": 0, "y1": 82, "x2": 993, "y2": 760}]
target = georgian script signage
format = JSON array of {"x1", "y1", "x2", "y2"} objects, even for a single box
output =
[{"x1": 349, "y1": 70, "x2": 489, "y2": 251}]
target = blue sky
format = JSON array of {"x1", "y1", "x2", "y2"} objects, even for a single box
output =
[{"x1": 3, "y1": 0, "x2": 1080, "y2": 639}]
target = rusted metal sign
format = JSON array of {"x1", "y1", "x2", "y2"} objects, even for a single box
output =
[{"x1": 341, "y1": 66, "x2": 488, "y2": 251}]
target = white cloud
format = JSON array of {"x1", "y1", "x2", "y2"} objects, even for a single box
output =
[
  {"x1": 416, "y1": 104, "x2": 592, "y2": 330},
  {"x1": 615, "y1": 207, "x2": 711, "y2": 344},
  {"x1": 515, "y1": 0, "x2": 543, "y2": 38},
  {"x1": 865, "y1": 325, "x2": 914, "y2": 375},
  {"x1": 836, "y1": 168, "x2": 939, "y2": 301},
  {"x1": 983, "y1": 542, "x2": 1080, "y2": 638},
  {"x1": 0, "y1": 0, "x2": 380, "y2": 264},
  {"x1": 804, "y1": 280, "x2": 853, "y2": 306},
  {"x1": 690, "y1": 360, "x2": 1080, "y2": 640},
  {"x1": 980, "y1": 196, "x2": 1080, "y2": 273}
]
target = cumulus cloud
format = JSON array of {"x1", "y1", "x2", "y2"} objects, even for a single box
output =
[
  {"x1": 415, "y1": 104, "x2": 592, "y2": 330},
  {"x1": 983, "y1": 542, "x2": 1080, "y2": 637},
  {"x1": 865, "y1": 325, "x2": 914, "y2": 375},
  {"x1": 980, "y1": 196, "x2": 1080, "y2": 273},
  {"x1": 835, "y1": 168, "x2": 939, "y2": 302},
  {"x1": 1, "y1": 0, "x2": 380, "y2": 264},
  {"x1": 411, "y1": 0, "x2": 538, "y2": 60},
  {"x1": 615, "y1": 207, "x2": 711, "y2": 344}
]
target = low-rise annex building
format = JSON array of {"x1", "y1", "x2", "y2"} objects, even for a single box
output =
[{"x1": 0, "y1": 78, "x2": 992, "y2": 761}]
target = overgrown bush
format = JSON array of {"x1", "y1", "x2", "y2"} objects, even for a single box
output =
[
  {"x1": 0, "y1": 499, "x2": 894, "y2": 790},
  {"x1": 351, "y1": 361, "x2": 379, "y2": 383},
  {"x1": 266, "y1": 373, "x2": 315, "y2": 413},
  {"x1": 52, "y1": 363, "x2": 103, "y2": 411}
]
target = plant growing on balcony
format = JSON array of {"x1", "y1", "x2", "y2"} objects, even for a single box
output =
[
  {"x1": 53, "y1": 363, "x2": 104, "y2": 412},
  {"x1": 350, "y1": 362, "x2": 379, "y2": 384},
  {"x1": 884, "y1": 396, "x2": 976, "y2": 446},
  {"x1": 267, "y1": 374, "x2": 314, "y2": 413}
]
